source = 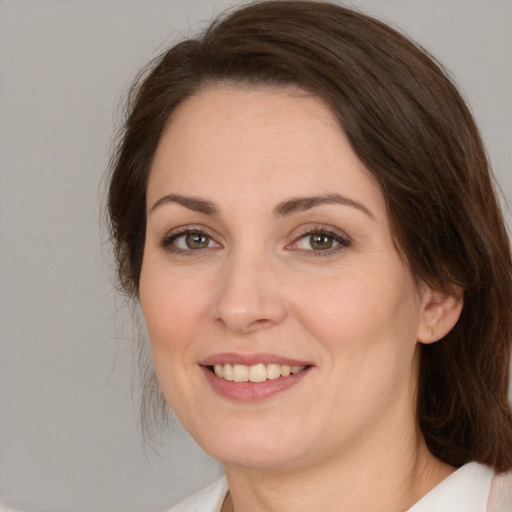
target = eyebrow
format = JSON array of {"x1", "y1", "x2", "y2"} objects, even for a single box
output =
[
  {"x1": 150, "y1": 192, "x2": 374, "y2": 220},
  {"x1": 150, "y1": 194, "x2": 218, "y2": 215},
  {"x1": 274, "y1": 193, "x2": 375, "y2": 219}
]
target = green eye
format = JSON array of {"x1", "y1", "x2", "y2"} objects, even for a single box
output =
[{"x1": 184, "y1": 232, "x2": 210, "y2": 249}]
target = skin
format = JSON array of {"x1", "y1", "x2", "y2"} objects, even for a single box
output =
[{"x1": 139, "y1": 85, "x2": 462, "y2": 512}]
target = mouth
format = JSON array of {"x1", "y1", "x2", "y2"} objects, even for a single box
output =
[
  {"x1": 209, "y1": 363, "x2": 307, "y2": 382},
  {"x1": 200, "y1": 354, "x2": 313, "y2": 402}
]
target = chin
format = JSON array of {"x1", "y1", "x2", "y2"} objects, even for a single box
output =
[
  {"x1": 185, "y1": 413, "x2": 320, "y2": 470},
  {"x1": 207, "y1": 439, "x2": 302, "y2": 470}
]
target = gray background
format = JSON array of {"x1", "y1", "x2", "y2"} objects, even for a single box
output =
[{"x1": 0, "y1": 0, "x2": 511, "y2": 511}]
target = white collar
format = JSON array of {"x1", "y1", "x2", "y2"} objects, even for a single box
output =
[
  {"x1": 167, "y1": 476, "x2": 228, "y2": 512},
  {"x1": 406, "y1": 462, "x2": 494, "y2": 512}
]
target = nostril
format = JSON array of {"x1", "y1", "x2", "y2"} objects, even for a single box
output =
[{"x1": 253, "y1": 319, "x2": 270, "y2": 326}]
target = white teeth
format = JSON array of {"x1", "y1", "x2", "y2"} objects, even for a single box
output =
[
  {"x1": 232, "y1": 364, "x2": 249, "y2": 382},
  {"x1": 267, "y1": 363, "x2": 281, "y2": 380},
  {"x1": 248, "y1": 364, "x2": 267, "y2": 383},
  {"x1": 223, "y1": 364, "x2": 233, "y2": 381},
  {"x1": 212, "y1": 363, "x2": 306, "y2": 382},
  {"x1": 280, "y1": 365, "x2": 291, "y2": 377}
]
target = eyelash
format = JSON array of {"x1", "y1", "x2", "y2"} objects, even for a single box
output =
[
  {"x1": 159, "y1": 226, "x2": 351, "y2": 256},
  {"x1": 159, "y1": 228, "x2": 218, "y2": 254},
  {"x1": 289, "y1": 227, "x2": 351, "y2": 257}
]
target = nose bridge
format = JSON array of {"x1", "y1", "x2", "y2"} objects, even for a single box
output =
[{"x1": 213, "y1": 243, "x2": 287, "y2": 333}]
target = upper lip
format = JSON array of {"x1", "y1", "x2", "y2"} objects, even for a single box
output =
[{"x1": 200, "y1": 352, "x2": 313, "y2": 367}]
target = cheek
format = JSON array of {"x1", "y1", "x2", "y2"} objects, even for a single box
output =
[
  {"x1": 138, "y1": 263, "x2": 213, "y2": 414},
  {"x1": 140, "y1": 261, "x2": 211, "y2": 348},
  {"x1": 294, "y1": 272, "x2": 422, "y2": 418},
  {"x1": 297, "y1": 268, "x2": 420, "y2": 402},
  {"x1": 139, "y1": 269, "x2": 199, "y2": 406},
  {"x1": 293, "y1": 268, "x2": 421, "y2": 361}
]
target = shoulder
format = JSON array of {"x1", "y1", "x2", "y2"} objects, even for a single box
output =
[
  {"x1": 487, "y1": 469, "x2": 512, "y2": 512},
  {"x1": 165, "y1": 477, "x2": 229, "y2": 512}
]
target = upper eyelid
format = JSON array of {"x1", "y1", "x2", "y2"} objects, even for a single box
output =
[
  {"x1": 295, "y1": 233, "x2": 349, "y2": 246},
  {"x1": 162, "y1": 224, "x2": 218, "y2": 239},
  {"x1": 291, "y1": 224, "x2": 351, "y2": 242}
]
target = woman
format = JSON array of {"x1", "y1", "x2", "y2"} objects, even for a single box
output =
[{"x1": 106, "y1": 1, "x2": 512, "y2": 510}]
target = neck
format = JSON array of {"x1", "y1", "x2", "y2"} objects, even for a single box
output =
[{"x1": 221, "y1": 424, "x2": 454, "y2": 512}]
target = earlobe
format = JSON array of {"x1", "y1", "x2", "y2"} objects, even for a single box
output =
[{"x1": 416, "y1": 287, "x2": 463, "y2": 344}]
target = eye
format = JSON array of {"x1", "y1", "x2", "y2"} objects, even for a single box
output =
[
  {"x1": 292, "y1": 229, "x2": 350, "y2": 254},
  {"x1": 161, "y1": 229, "x2": 220, "y2": 251}
]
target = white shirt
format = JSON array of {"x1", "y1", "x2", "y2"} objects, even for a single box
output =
[
  {"x1": 407, "y1": 462, "x2": 493, "y2": 511},
  {"x1": 166, "y1": 462, "x2": 512, "y2": 512}
]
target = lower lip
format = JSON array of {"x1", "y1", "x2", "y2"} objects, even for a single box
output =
[{"x1": 201, "y1": 366, "x2": 311, "y2": 402}]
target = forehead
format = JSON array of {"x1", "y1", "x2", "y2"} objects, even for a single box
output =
[{"x1": 147, "y1": 85, "x2": 385, "y2": 215}]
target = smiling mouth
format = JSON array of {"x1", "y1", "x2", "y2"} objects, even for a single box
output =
[{"x1": 209, "y1": 363, "x2": 307, "y2": 383}]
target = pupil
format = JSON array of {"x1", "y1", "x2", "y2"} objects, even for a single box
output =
[
  {"x1": 186, "y1": 233, "x2": 208, "y2": 249},
  {"x1": 311, "y1": 234, "x2": 333, "y2": 250}
]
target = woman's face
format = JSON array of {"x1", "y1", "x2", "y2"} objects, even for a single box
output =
[{"x1": 140, "y1": 85, "x2": 434, "y2": 470}]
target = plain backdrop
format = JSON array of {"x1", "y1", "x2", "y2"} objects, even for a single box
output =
[{"x1": 0, "y1": 0, "x2": 511, "y2": 511}]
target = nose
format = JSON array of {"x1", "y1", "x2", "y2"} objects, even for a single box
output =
[{"x1": 213, "y1": 251, "x2": 288, "y2": 334}]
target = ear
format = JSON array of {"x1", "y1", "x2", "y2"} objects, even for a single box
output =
[{"x1": 416, "y1": 287, "x2": 463, "y2": 344}]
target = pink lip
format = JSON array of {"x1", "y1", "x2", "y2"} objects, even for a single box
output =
[
  {"x1": 200, "y1": 352, "x2": 312, "y2": 367},
  {"x1": 199, "y1": 353, "x2": 313, "y2": 402}
]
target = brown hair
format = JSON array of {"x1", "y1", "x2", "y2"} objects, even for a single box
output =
[{"x1": 107, "y1": 0, "x2": 512, "y2": 470}]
